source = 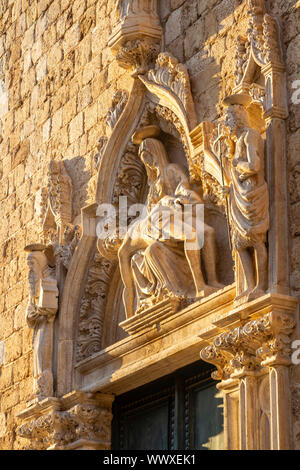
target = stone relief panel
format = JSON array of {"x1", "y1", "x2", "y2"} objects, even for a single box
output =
[{"x1": 76, "y1": 251, "x2": 117, "y2": 363}]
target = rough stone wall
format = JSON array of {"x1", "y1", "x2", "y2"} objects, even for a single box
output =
[
  {"x1": 0, "y1": 0, "x2": 131, "y2": 450},
  {"x1": 0, "y1": 0, "x2": 299, "y2": 450}
]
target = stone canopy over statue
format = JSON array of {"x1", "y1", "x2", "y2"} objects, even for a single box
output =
[{"x1": 118, "y1": 125, "x2": 223, "y2": 319}]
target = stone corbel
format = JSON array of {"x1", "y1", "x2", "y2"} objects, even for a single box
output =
[
  {"x1": 108, "y1": 0, "x2": 162, "y2": 75},
  {"x1": 17, "y1": 392, "x2": 114, "y2": 450}
]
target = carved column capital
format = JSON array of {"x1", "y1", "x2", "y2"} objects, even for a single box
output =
[
  {"x1": 200, "y1": 310, "x2": 296, "y2": 381},
  {"x1": 17, "y1": 392, "x2": 114, "y2": 450}
]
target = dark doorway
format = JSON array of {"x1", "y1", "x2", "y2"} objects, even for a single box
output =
[{"x1": 112, "y1": 361, "x2": 224, "y2": 450}]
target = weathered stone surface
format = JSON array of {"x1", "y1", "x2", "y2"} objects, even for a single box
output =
[{"x1": 0, "y1": 0, "x2": 299, "y2": 452}]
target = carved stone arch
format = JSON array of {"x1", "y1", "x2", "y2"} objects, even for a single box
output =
[{"x1": 56, "y1": 51, "x2": 219, "y2": 396}]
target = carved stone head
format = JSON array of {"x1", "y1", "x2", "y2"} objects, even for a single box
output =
[
  {"x1": 139, "y1": 137, "x2": 169, "y2": 182},
  {"x1": 26, "y1": 250, "x2": 48, "y2": 301}
]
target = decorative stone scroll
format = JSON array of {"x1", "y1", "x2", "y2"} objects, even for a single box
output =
[{"x1": 17, "y1": 392, "x2": 114, "y2": 450}]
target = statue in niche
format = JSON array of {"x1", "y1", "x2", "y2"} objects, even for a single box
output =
[
  {"x1": 25, "y1": 244, "x2": 58, "y2": 401},
  {"x1": 118, "y1": 126, "x2": 223, "y2": 319},
  {"x1": 220, "y1": 94, "x2": 269, "y2": 303}
]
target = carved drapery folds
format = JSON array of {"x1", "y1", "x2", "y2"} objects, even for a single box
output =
[
  {"x1": 108, "y1": 0, "x2": 162, "y2": 75},
  {"x1": 17, "y1": 393, "x2": 114, "y2": 450}
]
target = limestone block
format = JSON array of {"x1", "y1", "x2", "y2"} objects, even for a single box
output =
[
  {"x1": 43, "y1": 23, "x2": 58, "y2": 53},
  {"x1": 63, "y1": 98, "x2": 77, "y2": 127},
  {"x1": 0, "y1": 414, "x2": 6, "y2": 439},
  {"x1": 47, "y1": 0, "x2": 61, "y2": 25},
  {"x1": 184, "y1": 17, "x2": 205, "y2": 60},
  {"x1": 64, "y1": 23, "x2": 82, "y2": 56},
  {"x1": 37, "y1": 0, "x2": 52, "y2": 17},
  {"x1": 165, "y1": 6, "x2": 183, "y2": 45},
  {"x1": 286, "y1": 35, "x2": 300, "y2": 75},
  {"x1": 72, "y1": 0, "x2": 87, "y2": 22},
  {"x1": 84, "y1": 102, "x2": 98, "y2": 131},
  {"x1": 5, "y1": 332, "x2": 22, "y2": 363},
  {"x1": 1, "y1": 386, "x2": 20, "y2": 412},
  {"x1": 43, "y1": 118, "x2": 51, "y2": 143},
  {"x1": 12, "y1": 140, "x2": 30, "y2": 169},
  {"x1": 80, "y1": 6, "x2": 96, "y2": 38},
  {"x1": 21, "y1": 24, "x2": 34, "y2": 53},
  {"x1": 51, "y1": 108, "x2": 63, "y2": 136},
  {"x1": 47, "y1": 42, "x2": 63, "y2": 70},
  {"x1": 170, "y1": 0, "x2": 185, "y2": 11},
  {"x1": 36, "y1": 55, "x2": 47, "y2": 82},
  {"x1": 75, "y1": 35, "x2": 91, "y2": 72},
  {"x1": 35, "y1": 13, "x2": 47, "y2": 39},
  {"x1": 12, "y1": 356, "x2": 30, "y2": 383},
  {"x1": 69, "y1": 112, "x2": 84, "y2": 143},
  {"x1": 182, "y1": 0, "x2": 198, "y2": 31},
  {"x1": 0, "y1": 365, "x2": 13, "y2": 390}
]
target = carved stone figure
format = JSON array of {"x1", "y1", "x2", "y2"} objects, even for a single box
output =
[
  {"x1": 118, "y1": 126, "x2": 222, "y2": 319},
  {"x1": 25, "y1": 244, "x2": 58, "y2": 401},
  {"x1": 221, "y1": 94, "x2": 269, "y2": 303}
]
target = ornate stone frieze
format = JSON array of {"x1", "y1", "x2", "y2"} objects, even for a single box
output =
[
  {"x1": 17, "y1": 393, "x2": 114, "y2": 450},
  {"x1": 76, "y1": 253, "x2": 116, "y2": 363}
]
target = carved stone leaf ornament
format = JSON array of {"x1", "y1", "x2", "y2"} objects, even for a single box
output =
[
  {"x1": 106, "y1": 90, "x2": 128, "y2": 131},
  {"x1": 234, "y1": 0, "x2": 282, "y2": 88},
  {"x1": 140, "y1": 52, "x2": 197, "y2": 131},
  {"x1": 76, "y1": 253, "x2": 116, "y2": 362}
]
